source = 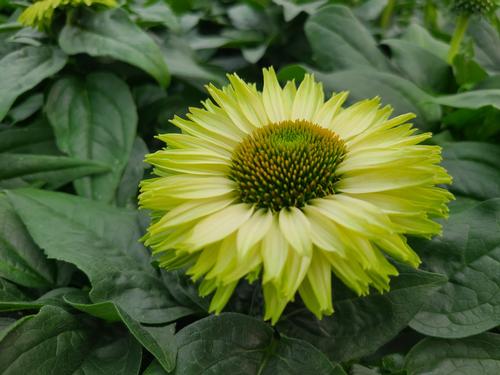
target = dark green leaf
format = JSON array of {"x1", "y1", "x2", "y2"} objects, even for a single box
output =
[
  {"x1": 5, "y1": 93, "x2": 43, "y2": 124},
  {"x1": 173, "y1": 313, "x2": 346, "y2": 374},
  {"x1": 0, "y1": 121, "x2": 58, "y2": 155},
  {"x1": 163, "y1": 35, "x2": 226, "y2": 87},
  {"x1": 314, "y1": 68, "x2": 441, "y2": 131},
  {"x1": 64, "y1": 292, "x2": 121, "y2": 322},
  {"x1": 46, "y1": 73, "x2": 137, "y2": 203},
  {"x1": 0, "y1": 45, "x2": 67, "y2": 121},
  {"x1": 117, "y1": 306, "x2": 177, "y2": 372},
  {"x1": 401, "y1": 24, "x2": 448, "y2": 61},
  {"x1": 0, "y1": 196, "x2": 55, "y2": 288},
  {"x1": 433, "y1": 90, "x2": 500, "y2": 110},
  {"x1": 116, "y1": 136, "x2": 149, "y2": 207},
  {"x1": 278, "y1": 267, "x2": 446, "y2": 362},
  {"x1": 404, "y1": 333, "x2": 500, "y2": 375},
  {"x1": 0, "y1": 278, "x2": 29, "y2": 301},
  {"x1": 0, "y1": 153, "x2": 109, "y2": 189},
  {"x1": 143, "y1": 360, "x2": 168, "y2": 375},
  {"x1": 410, "y1": 199, "x2": 500, "y2": 338},
  {"x1": 469, "y1": 18, "x2": 500, "y2": 75},
  {"x1": 6, "y1": 188, "x2": 195, "y2": 323},
  {"x1": 305, "y1": 5, "x2": 390, "y2": 71},
  {"x1": 59, "y1": 9, "x2": 169, "y2": 87},
  {"x1": 383, "y1": 39, "x2": 452, "y2": 92},
  {"x1": 0, "y1": 287, "x2": 78, "y2": 312},
  {"x1": 0, "y1": 305, "x2": 142, "y2": 375},
  {"x1": 441, "y1": 142, "x2": 500, "y2": 201}
]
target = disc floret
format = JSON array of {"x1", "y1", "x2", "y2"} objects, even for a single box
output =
[{"x1": 229, "y1": 119, "x2": 346, "y2": 211}]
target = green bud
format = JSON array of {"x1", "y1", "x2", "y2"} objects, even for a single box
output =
[{"x1": 452, "y1": 0, "x2": 499, "y2": 15}]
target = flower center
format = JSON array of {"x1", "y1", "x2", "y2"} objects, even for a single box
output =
[{"x1": 229, "y1": 120, "x2": 347, "y2": 211}]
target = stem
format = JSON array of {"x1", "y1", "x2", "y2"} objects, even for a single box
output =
[
  {"x1": 447, "y1": 14, "x2": 470, "y2": 64},
  {"x1": 380, "y1": 0, "x2": 396, "y2": 30}
]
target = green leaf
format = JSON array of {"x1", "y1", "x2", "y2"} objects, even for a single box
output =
[
  {"x1": 143, "y1": 360, "x2": 168, "y2": 375},
  {"x1": 173, "y1": 313, "x2": 346, "y2": 374},
  {"x1": 432, "y1": 90, "x2": 500, "y2": 110},
  {"x1": 5, "y1": 93, "x2": 43, "y2": 125},
  {"x1": 163, "y1": 35, "x2": 226, "y2": 87},
  {"x1": 441, "y1": 142, "x2": 500, "y2": 201},
  {"x1": 0, "y1": 153, "x2": 109, "y2": 190},
  {"x1": 404, "y1": 333, "x2": 500, "y2": 375},
  {"x1": 277, "y1": 267, "x2": 447, "y2": 362},
  {"x1": 46, "y1": 73, "x2": 137, "y2": 203},
  {"x1": 0, "y1": 278, "x2": 29, "y2": 301},
  {"x1": 116, "y1": 136, "x2": 149, "y2": 207},
  {"x1": 0, "y1": 121, "x2": 58, "y2": 155},
  {"x1": 305, "y1": 5, "x2": 390, "y2": 71},
  {"x1": 64, "y1": 292, "x2": 121, "y2": 322},
  {"x1": 64, "y1": 293, "x2": 177, "y2": 372},
  {"x1": 383, "y1": 39, "x2": 452, "y2": 92},
  {"x1": 0, "y1": 196, "x2": 56, "y2": 288},
  {"x1": 0, "y1": 305, "x2": 142, "y2": 375},
  {"x1": 410, "y1": 199, "x2": 500, "y2": 338},
  {"x1": 117, "y1": 306, "x2": 177, "y2": 373},
  {"x1": 59, "y1": 9, "x2": 169, "y2": 87},
  {"x1": 313, "y1": 68, "x2": 442, "y2": 131},
  {"x1": 468, "y1": 18, "x2": 500, "y2": 75},
  {"x1": 0, "y1": 45, "x2": 67, "y2": 121},
  {"x1": 6, "y1": 188, "x2": 196, "y2": 324},
  {"x1": 401, "y1": 23, "x2": 448, "y2": 61},
  {"x1": 0, "y1": 287, "x2": 79, "y2": 312}
]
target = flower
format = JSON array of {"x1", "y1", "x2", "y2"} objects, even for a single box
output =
[
  {"x1": 19, "y1": 0, "x2": 116, "y2": 30},
  {"x1": 139, "y1": 68, "x2": 453, "y2": 324},
  {"x1": 452, "y1": 0, "x2": 499, "y2": 14}
]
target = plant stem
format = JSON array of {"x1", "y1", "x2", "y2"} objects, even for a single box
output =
[
  {"x1": 380, "y1": 0, "x2": 396, "y2": 30},
  {"x1": 447, "y1": 14, "x2": 470, "y2": 64}
]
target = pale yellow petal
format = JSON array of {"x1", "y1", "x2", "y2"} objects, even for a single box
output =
[
  {"x1": 261, "y1": 216, "x2": 289, "y2": 284},
  {"x1": 237, "y1": 209, "x2": 273, "y2": 259},
  {"x1": 329, "y1": 97, "x2": 381, "y2": 139},
  {"x1": 278, "y1": 207, "x2": 312, "y2": 257},
  {"x1": 182, "y1": 203, "x2": 254, "y2": 250},
  {"x1": 291, "y1": 74, "x2": 324, "y2": 121},
  {"x1": 262, "y1": 67, "x2": 286, "y2": 122},
  {"x1": 312, "y1": 91, "x2": 348, "y2": 128}
]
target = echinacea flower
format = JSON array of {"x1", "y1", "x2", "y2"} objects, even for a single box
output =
[
  {"x1": 139, "y1": 68, "x2": 453, "y2": 324},
  {"x1": 19, "y1": 0, "x2": 116, "y2": 30}
]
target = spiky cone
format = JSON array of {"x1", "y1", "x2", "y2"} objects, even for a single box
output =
[{"x1": 139, "y1": 68, "x2": 453, "y2": 324}]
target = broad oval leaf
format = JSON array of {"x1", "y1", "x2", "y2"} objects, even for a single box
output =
[
  {"x1": 59, "y1": 9, "x2": 169, "y2": 87},
  {"x1": 0, "y1": 153, "x2": 109, "y2": 190},
  {"x1": 277, "y1": 266, "x2": 446, "y2": 362},
  {"x1": 383, "y1": 39, "x2": 452, "y2": 92},
  {"x1": 0, "y1": 196, "x2": 56, "y2": 288},
  {"x1": 173, "y1": 313, "x2": 346, "y2": 375},
  {"x1": 305, "y1": 5, "x2": 390, "y2": 71},
  {"x1": 441, "y1": 142, "x2": 500, "y2": 201},
  {"x1": 46, "y1": 73, "x2": 137, "y2": 203},
  {"x1": 410, "y1": 199, "x2": 500, "y2": 338},
  {"x1": 404, "y1": 333, "x2": 500, "y2": 375},
  {"x1": 433, "y1": 90, "x2": 500, "y2": 110},
  {"x1": 0, "y1": 305, "x2": 142, "y2": 375},
  {"x1": 0, "y1": 45, "x2": 67, "y2": 121},
  {"x1": 6, "y1": 188, "x2": 196, "y2": 323}
]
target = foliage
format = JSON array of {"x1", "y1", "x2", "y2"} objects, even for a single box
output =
[{"x1": 0, "y1": 0, "x2": 499, "y2": 374}]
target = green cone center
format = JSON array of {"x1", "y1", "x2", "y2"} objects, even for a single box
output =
[{"x1": 229, "y1": 120, "x2": 347, "y2": 211}]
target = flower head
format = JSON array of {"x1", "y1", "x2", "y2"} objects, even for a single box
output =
[
  {"x1": 452, "y1": 0, "x2": 499, "y2": 15},
  {"x1": 139, "y1": 68, "x2": 453, "y2": 324},
  {"x1": 19, "y1": 0, "x2": 116, "y2": 30}
]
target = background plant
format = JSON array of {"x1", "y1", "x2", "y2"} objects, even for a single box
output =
[{"x1": 0, "y1": 0, "x2": 499, "y2": 374}]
